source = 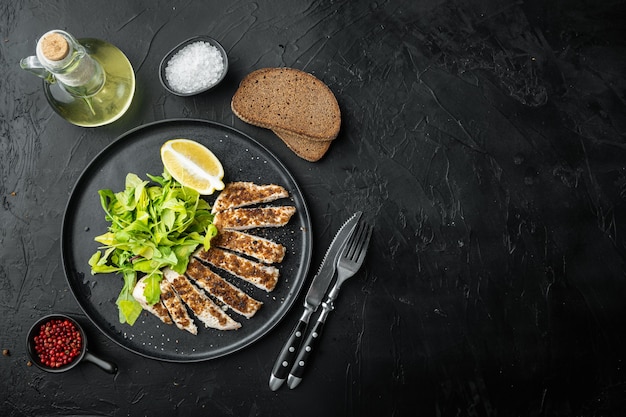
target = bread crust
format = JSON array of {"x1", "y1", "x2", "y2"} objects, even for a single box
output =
[{"x1": 272, "y1": 128, "x2": 332, "y2": 162}]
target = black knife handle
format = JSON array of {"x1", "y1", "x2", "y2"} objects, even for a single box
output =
[
  {"x1": 287, "y1": 318, "x2": 326, "y2": 388},
  {"x1": 269, "y1": 318, "x2": 308, "y2": 390}
]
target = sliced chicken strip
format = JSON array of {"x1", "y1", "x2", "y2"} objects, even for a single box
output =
[
  {"x1": 194, "y1": 247, "x2": 279, "y2": 292},
  {"x1": 186, "y1": 258, "x2": 263, "y2": 319},
  {"x1": 163, "y1": 268, "x2": 241, "y2": 330},
  {"x1": 132, "y1": 276, "x2": 173, "y2": 325},
  {"x1": 214, "y1": 206, "x2": 296, "y2": 231},
  {"x1": 211, "y1": 182, "x2": 289, "y2": 214},
  {"x1": 211, "y1": 229, "x2": 286, "y2": 264},
  {"x1": 160, "y1": 279, "x2": 198, "y2": 335}
]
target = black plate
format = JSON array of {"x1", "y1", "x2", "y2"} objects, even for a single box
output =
[{"x1": 61, "y1": 119, "x2": 312, "y2": 362}]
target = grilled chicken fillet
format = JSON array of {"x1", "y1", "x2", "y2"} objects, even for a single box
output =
[
  {"x1": 211, "y1": 230, "x2": 286, "y2": 264},
  {"x1": 194, "y1": 248, "x2": 279, "y2": 292},
  {"x1": 132, "y1": 277, "x2": 173, "y2": 325},
  {"x1": 214, "y1": 206, "x2": 296, "y2": 231},
  {"x1": 211, "y1": 182, "x2": 289, "y2": 214},
  {"x1": 164, "y1": 268, "x2": 241, "y2": 331},
  {"x1": 160, "y1": 279, "x2": 198, "y2": 335},
  {"x1": 186, "y1": 258, "x2": 263, "y2": 318}
]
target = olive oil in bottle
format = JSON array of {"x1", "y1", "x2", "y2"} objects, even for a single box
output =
[{"x1": 21, "y1": 30, "x2": 135, "y2": 127}]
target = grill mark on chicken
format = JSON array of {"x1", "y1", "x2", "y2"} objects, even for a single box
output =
[
  {"x1": 133, "y1": 277, "x2": 173, "y2": 325},
  {"x1": 214, "y1": 206, "x2": 296, "y2": 231},
  {"x1": 194, "y1": 247, "x2": 279, "y2": 292},
  {"x1": 164, "y1": 268, "x2": 241, "y2": 330},
  {"x1": 211, "y1": 182, "x2": 289, "y2": 214},
  {"x1": 186, "y1": 258, "x2": 263, "y2": 318},
  {"x1": 211, "y1": 230, "x2": 286, "y2": 264},
  {"x1": 160, "y1": 279, "x2": 198, "y2": 335}
]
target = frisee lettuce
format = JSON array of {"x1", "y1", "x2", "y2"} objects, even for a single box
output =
[{"x1": 88, "y1": 171, "x2": 218, "y2": 326}]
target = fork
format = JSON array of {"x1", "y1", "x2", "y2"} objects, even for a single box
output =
[{"x1": 287, "y1": 220, "x2": 373, "y2": 389}]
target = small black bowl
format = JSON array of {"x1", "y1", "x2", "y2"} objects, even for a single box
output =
[
  {"x1": 26, "y1": 314, "x2": 117, "y2": 374},
  {"x1": 159, "y1": 35, "x2": 229, "y2": 96}
]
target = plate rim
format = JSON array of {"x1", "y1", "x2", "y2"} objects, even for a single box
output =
[{"x1": 60, "y1": 118, "x2": 312, "y2": 362}]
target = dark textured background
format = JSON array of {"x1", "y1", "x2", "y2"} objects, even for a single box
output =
[{"x1": 1, "y1": 0, "x2": 625, "y2": 416}]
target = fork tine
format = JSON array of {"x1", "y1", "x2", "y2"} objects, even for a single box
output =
[
  {"x1": 353, "y1": 224, "x2": 373, "y2": 264},
  {"x1": 342, "y1": 219, "x2": 365, "y2": 260},
  {"x1": 349, "y1": 221, "x2": 368, "y2": 260}
]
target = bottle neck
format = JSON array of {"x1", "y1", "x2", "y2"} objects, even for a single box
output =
[{"x1": 37, "y1": 30, "x2": 105, "y2": 96}]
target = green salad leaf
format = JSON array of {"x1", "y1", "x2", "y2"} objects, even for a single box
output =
[{"x1": 88, "y1": 171, "x2": 218, "y2": 325}]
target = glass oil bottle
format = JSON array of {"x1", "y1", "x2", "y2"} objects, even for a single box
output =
[{"x1": 21, "y1": 30, "x2": 135, "y2": 127}]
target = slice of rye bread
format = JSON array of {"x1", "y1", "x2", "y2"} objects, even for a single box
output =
[
  {"x1": 272, "y1": 127, "x2": 332, "y2": 162},
  {"x1": 231, "y1": 67, "x2": 341, "y2": 142}
]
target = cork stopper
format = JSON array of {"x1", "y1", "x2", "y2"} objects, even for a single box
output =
[{"x1": 40, "y1": 33, "x2": 70, "y2": 61}]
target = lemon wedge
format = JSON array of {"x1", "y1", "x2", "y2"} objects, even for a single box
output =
[{"x1": 160, "y1": 139, "x2": 225, "y2": 195}]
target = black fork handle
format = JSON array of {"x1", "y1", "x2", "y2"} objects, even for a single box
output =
[{"x1": 287, "y1": 302, "x2": 333, "y2": 389}]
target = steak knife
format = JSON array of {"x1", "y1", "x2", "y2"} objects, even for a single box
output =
[{"x1": 269, "y1": 211, "x2": 362, "y2": 391}]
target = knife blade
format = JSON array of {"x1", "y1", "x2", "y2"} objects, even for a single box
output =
[
  {"x1": 302, "y1": 210, "x2": 362, "y2": 311},
  {"x1": 269, "y1": 211, "x2": 362, "y2": 391}
]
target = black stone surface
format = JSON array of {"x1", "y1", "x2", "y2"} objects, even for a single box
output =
[{"x1": 1, "y1": 1, "x2": 625, "y2": 416}]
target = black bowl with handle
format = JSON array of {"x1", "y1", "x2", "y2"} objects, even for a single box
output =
[{"x1": 26, "y1": 313, "x2": 117, "y2": 374}]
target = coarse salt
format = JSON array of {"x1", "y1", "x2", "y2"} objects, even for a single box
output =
[{"x1": 165, "y1": 41, "x2": 224, "y2": 94}]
